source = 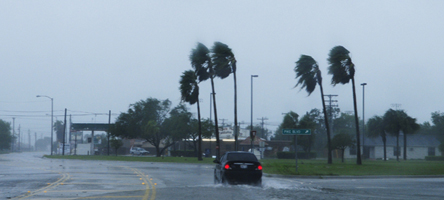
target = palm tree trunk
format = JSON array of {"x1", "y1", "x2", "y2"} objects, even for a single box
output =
[
  {"x1": 383, "y1": 134, "x2": 387, "y2": 161},
  {"x1": 319, "y1": 83, "x2": 333, "y2": 164},
  {"x1": 197, "y1": 97, "x2": 203, "y2": 161},
  {"x1": 233, "y1": 72, "x2": 238, "y2": 151},
  {"x1": 210, "y1": 77, "x2": 220, "y2": 160},
  {"x1": 403, "y1": 133, "x2": 407, "y2": 160},
  {"x1": 351, "y1": 78, "x2": 362, "y2": 165},
  {"x1": 396, "y1": 133, "x2": 399, "y2": 161}
]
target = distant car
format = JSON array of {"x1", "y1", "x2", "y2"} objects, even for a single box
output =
[
  {"x1": 214, "y1": 151, "x2": 262, "y2": 186},
  {"x1": 130, "y1": 147, "x2": 149, "y2": 155}
]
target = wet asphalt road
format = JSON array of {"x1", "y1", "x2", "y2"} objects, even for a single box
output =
[{"x1": 1, "y1": 152, "x2": 444, "y2": 200}]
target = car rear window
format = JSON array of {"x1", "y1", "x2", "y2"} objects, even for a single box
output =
[{"x1": 227, "y1": 153, "x2": 258, "y2": 162}]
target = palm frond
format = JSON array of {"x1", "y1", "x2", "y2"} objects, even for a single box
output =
[
  {"x1": 211, "y1": 42, "x2": 235, "y2": 79},
  {"x1": 190, "y1": 43, "x2": 211, "y2": 82},
  {"x1": 179, "y1": 70, "x2": 199, "y2": 105},
  {"x1": 294, "y1": 55, "x2": 318, "y2": 95},
  {"x1": 327, "y1": 46, "x2": 354, "y2": 85}
]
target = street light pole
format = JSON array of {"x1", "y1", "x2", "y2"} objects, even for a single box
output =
[
  {"x1": 361, "y1": 83, "x2": 367, "y2": 159},
  {"x1": 37, "y1": 95, "x2": 54, "y2": 155},
  {"x1": 250, "y1": 75, "x2": 258, "y2": 153}
]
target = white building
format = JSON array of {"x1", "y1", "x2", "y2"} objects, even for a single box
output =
[{"x1": 343, "y1": 134, "x2": 441, "y2": 160}]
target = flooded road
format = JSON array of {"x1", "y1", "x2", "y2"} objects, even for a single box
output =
[{"x1": 1, "y1": 152, "x2": 444, "y2": 199}]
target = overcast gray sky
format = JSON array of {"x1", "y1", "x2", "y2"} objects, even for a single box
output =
[{"x1": 1, "y1": 1, "x2": 443, "y2": 140}]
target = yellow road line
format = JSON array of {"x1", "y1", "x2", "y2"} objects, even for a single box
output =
[
  {"x1": 127, "y1": 167, "x2": 156, "y2": 200},
  {"x1": 14, "y1": 172, "x2": 71, "y2": 199},
  {"x1": 61, "y1": 182, "x2": 143, "y2": 185}
]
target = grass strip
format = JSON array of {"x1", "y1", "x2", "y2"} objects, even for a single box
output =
[{"x1": 44, "y1": 155, "x2": 444, "y2": 176}]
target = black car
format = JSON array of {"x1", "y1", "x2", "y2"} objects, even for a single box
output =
[{"x1": 214, "y1": 151, "x2": 262, "y2": 186}]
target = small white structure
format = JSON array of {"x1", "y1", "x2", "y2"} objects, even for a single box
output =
[
  {"x1": 75, "y1": 144, "x2": 92, "y2": 155},
  {"x1": 343, "y1": 134, "x2": 441, "y2": 160}
]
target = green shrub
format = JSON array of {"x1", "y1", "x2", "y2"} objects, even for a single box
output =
[
  {"x1": 277, "y1": 151, "x2": 316, "y2": 159},
  {"x1": 425, "y1": 156, "x2": 444, "y2": 161}
]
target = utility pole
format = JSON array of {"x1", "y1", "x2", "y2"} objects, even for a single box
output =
[
  {"x1": 391, "y1": 103, "x2": 401, "y2": 110},
  {"x1": 62, "y1": 108, "x2": 67, "y2": 156},
  {"x1": 18, "y1": 125, "x2": 21, "y2": 151},
  {"x1": 12, "y1": 118, "x2": 15, "y2": 152},
  {"x1": 220, "y1": 119, "x2": 227, "y2": 128},
  {"x1": 69, "y1": 115, "x2": 72, "y2": 147},
  {"x1": 28, "y1": 129, "x2": 31, "y2": 151},
  {"x1": 257, "y1": 117, "x2": 268, "y2": 139},
  {"x1": 324, "y1": 94, "x2": 338, "y2": 135},
  {"x1": 108, "y1": 110, "x2": 111, "y2": 156},
  {"x1": 257, "y1": 117, "x2": 268, "y2": 159}
]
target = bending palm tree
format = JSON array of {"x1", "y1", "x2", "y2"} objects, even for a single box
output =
[
  {"x1": 294, "y1": 55, "x2": 333, "y2": 164},
  {"x1": 327, "y1": 45, "x2": 362, "y2": 165},
  {"x1": 211, "y1": 42, "x2": 239, "y2": 150},
  {"x1": 179, "y1": 70, "x2": 203, "y2": 161},
  {"x1": 190, "y1": 43, "x2": 221, "y2": 160}
]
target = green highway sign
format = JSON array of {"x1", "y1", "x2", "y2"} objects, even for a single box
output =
[{"x1": 282, "y1": 129, "x2": 311, "y2": 135}]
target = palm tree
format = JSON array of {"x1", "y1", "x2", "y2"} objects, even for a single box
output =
[
  {"x1": 211, "y1": 42, "x2": 239, "y2": 150},
  {"x1": 367, "y1": 115, "x2": 387, "y2": 161},
  {"x1": 401, "y1": 115, "x2": 420, "y2": 160},
  {"x1": 294, "y1": 55, "x2": 333, "y2": 164},
  {"x1": 327, "y1": 46, "x2": 362, "y2": 165},
  {"x1": 190, "y1": 43, "x2": 221, "y2": 160},
  {"x1": 383, "y1": 109, "x2": 404, "y2": 161},
  {"x1": 179, "y1": 70, "x2": 203, "y2": 161}
]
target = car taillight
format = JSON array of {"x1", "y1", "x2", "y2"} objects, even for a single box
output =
[
  {"x1": 257, "y1": 165, "x2": 263, "y2": 170},
  {"x1": 224, "y1": 164, "x2": 230, "y2": 170}
]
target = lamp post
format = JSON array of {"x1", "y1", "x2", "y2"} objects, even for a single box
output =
[
  {"x1": 361, "y1": 83, "x2": 367, "y2": 159},
  {"x1": 37, "y1": 95, "x2": 53, "y2": 155},
  {"x1": 250, "y1": 75, "x2": 258, "y2": 153}
]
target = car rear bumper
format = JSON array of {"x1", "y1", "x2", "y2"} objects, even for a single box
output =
[{"x1": 223, "y1": 171, "x2": 262, "y2": 183}]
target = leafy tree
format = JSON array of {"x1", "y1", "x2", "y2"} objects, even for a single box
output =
[
  {"x1": 110, "y1": 137, "x2": 123, "y2": 156},
  {"x1": 274, "y1": 111, "x2": 316, "y2": 153},
  {"x1": 327, "y1": 46, "x2": 362, "y2": 165},
  {"x1": 439, "y1": 143, "x2": 444, "y2": 154},
  {"x1": 112, "y1": 98, "x2": 173, "y2": 157},
  {"x1": 367, "y1": 115, "x2": 387, "y2": 161},
  {"x1": 54, "y1": 120, "x2": 64, "y2": 143},
  {"x1": 297, "y1": 113, "x2": 317, "y2": 153},
  {"x1": 211, "y1": 42, "x2": 239, "y2": 150},
  {"x1": 431, "y1": 112, "x2": 444, "y2": 141},
  {"x1": 0, "y1": 119, "x2": 12, "y2": 150},
  {"x1": 294, "y1": 55, "x2": 333, "y2": 164},
  {"x1": 331, "y1": 132, "x2": 355, "y2": 163},
  {"x1": 333, "y1": 112, "x2": 356, "y2": 135},
  {"x1": 188, "y1": 118, "x2": 214, "y2": 155},
  {"x1": 190, "y1": 43, "x2": 222, "y2": 160},
  {"x1": 35, "y1": 137, "x2": 51, "y2": 151},
  {"x1": 179, "y1": 71, "x2": 203, "y2": 160},
  {"x1": 163, "y1": 104, "x2": 192, "y2": 141},
  {"x1": 417, "y1": 122, "x2": 434, "y2": 135}
]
